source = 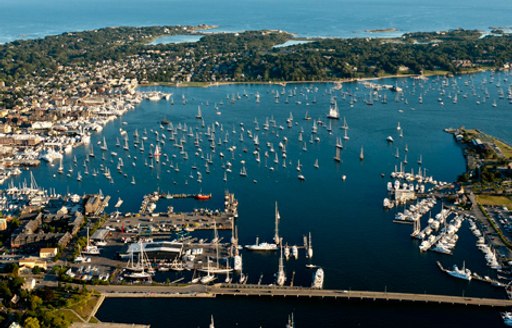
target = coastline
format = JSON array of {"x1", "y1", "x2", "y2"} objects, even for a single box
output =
[{"x1": 139, "y1": 68, "x2": 490, "y2": 89}]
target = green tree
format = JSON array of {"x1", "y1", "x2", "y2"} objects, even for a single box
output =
[{"x1": 24, "y1": 317, "x2": 41, "y2": 328}]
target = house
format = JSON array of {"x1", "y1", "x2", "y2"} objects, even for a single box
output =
[{"x1": 39, "y1": 247, "x2": 58, "y2": 259}]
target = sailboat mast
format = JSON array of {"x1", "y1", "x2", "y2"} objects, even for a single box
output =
[{"x1": 274, "y1": 201, "x2": 280, "y2": 245}]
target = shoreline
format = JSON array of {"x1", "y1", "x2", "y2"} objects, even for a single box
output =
[{"x1": 140, "y1": 68, "x2": 491, "y2": 89}]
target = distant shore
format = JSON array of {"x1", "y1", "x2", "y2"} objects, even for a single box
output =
[{"x1": 140, "y1": 68, "x2": 489, "y2": 88}]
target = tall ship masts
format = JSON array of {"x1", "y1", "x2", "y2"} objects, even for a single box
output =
[{"x1": 274, "y1": 201, "x2": 280, "y2": 245}]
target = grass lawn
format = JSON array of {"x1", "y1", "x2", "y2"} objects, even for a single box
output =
[
  {"x1": 476, "y1": 194, "x2": 512, "y2": 208},
  {"x1": 69, "y1": 294, "x2": 101, "y2": 319},
  {"x1": 494, "y1": 139, "x2": 512, "y2": 159}
]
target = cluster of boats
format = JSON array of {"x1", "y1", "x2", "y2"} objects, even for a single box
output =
[
  {"x1": 469, "y1": 218, "x2": 501, "y2": 270},
  {"x1": 393, "y1": 197, "x2": 436, "y2": 223}
]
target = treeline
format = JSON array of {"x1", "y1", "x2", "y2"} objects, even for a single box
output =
[{"x1": 0, "y1": 26, "x2": 511, "y2": 86}]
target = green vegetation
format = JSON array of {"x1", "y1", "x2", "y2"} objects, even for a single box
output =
[
  {"x1": 476, "y1": 195, "x2": 512, "y2": 208},
  {"x1": 0, "y1": 263, "x2": 100, "y2": 327},
  {"x1": 0, "y1": 26, "x2": 511, "y2": 107}
]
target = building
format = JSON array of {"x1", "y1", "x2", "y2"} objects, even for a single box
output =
[
  {"x1": 19, "y1": 257, "x2": 47, "y2": 270},
  {"x1": 0, "y1": 218, "x2": 7, "y2": 231},
  {"x1": 21, "y1": 278, "x2": 36, "y2": 291},
  {"x1": 39, "y1": 247, "x2": 58, "y2": 259}
]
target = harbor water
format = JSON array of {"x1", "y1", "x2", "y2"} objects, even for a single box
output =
[{"x1": 8, "y1": 70, "x2": 512, "y2": 326}]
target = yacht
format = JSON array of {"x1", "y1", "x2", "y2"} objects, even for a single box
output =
[
  {"x1": 40, "y1": 148, "x2": 63, "y2": 162},
  {"x1": 447, "y1": 261, "x2": 472, "y2": 281},
  {"x1": 245, "y1": 237, "x2": 278, "y2": 251},
  {"x1": 311, "y1": 267, "x2": 324, "y2": 289},
  {"x1": 327, "y1": 98, "x2": 340, "y2": 119}
]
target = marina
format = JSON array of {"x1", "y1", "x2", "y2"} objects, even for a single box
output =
[{"x1": 1, "y1": 69, "x2": 512, "y2": 327}]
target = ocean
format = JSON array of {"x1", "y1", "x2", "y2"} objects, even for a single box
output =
[{"x1": 1, "y1": 0, "x2": 512, "y2": 43}]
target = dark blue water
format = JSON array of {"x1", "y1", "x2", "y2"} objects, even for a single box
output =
[
  {"x1": 1, "y1": 0, "x2": 512, "y2": 43},
  {"x1": 9, "y1": 71, "x2": 512, "y2": 326}
]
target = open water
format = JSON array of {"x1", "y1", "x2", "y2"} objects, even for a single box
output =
[{"x1": 1, "y1": 0, "x2": 512, "y2": 43}]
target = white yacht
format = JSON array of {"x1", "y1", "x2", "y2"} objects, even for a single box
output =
[
  {"x1": 311, "y1": 267, "x2": 324, "y2": 289},
  {"x1": 447, "y1": 261, "x2": 472, "y2": 281},
  {"x1": 327, "y1": 98, "x2": 340, "y2": 119},
  {"x1": 245, "y1": 237, "x2": 278, "y2": 251},
  {"x1": 40, "y1": 148, "x2": 63, "y2": 162}
]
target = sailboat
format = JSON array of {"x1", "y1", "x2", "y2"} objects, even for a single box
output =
[
  {"x1": 100, "y1": 137, "x2": 108, "y2": 151},
  {"x1": 89, "y1": 145, "x2": 95, "y2": 157},
  {"x1": 286, "y1": 313, "x2": 295, "y2": 328},
  {"x1": 200, "y1": 258, "x2": 216, "y2": 284},
  {"x1": 276, "y1": 243, "x2": 286, "y2": 286},
  {"x1": 314, "y1": 158, "x2": 319, "y2": 169},
  {"x1": 82, "y1": 227, "x2": 100, "y2": 255},
  {"x1": 334, "y1": 147, "x2": 341, "y2": 162},
  {"x1": 274, "y1": 201, "x2": 281, "y2": 245},
  {"x1": 239, "y1": 161, "x2": 247, "y2": 177},
  {"x1": 58, "y1": 157, "x2": 64, "y2": 174},
  {"x1": 125, "y1": 240, "x2": 152, "y2": 279},
  {"x1": 359, "y1": 146, "x2": 364, "y2": 161},
  {"x1": 196, "y1": 106, "x2": 203, "y2": 119},
  {"x1": 307, "y1": 232, "x2": 313, "y2": 259},
  {"x1": 342, "y1": 117, "x2": 349, "y2": 130}
]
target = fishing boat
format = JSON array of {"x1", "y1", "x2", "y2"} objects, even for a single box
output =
[
  {"x1": 311, "y1": 267, "x2": 324, "y2": 289},
  {"x1": 195, "y1": 193, "x2": 212, "y2": 200}
]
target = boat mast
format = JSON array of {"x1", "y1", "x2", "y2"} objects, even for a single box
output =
[{"x1": 274, "y1": 201, "x2": 280, "y2": 245}]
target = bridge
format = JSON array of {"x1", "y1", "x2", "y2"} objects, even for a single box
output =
[{"x1": 92, "y1": 283, "x2": 512, "y2": 308}]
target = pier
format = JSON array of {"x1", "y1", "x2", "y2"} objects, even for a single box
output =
[{"x1": 92, "y1": 284, "x2": 512, "y2": 308}]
